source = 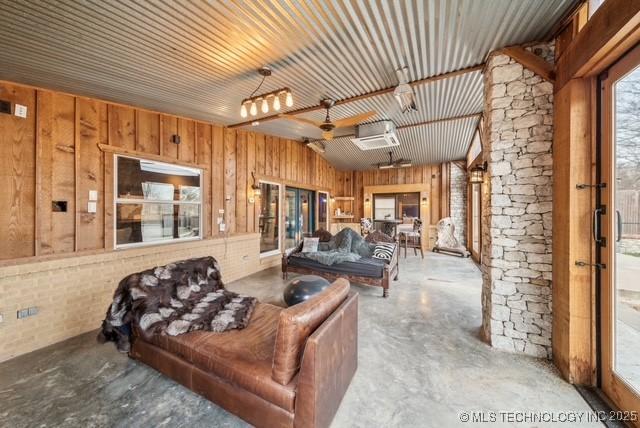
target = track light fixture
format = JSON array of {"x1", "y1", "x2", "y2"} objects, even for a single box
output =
[{"x1": 240, "y1": 66, "x2": 293, "y2": 118}]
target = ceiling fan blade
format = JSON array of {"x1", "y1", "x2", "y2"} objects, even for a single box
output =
[
  {"x1": 322, "y1": 130, "x2": 334, "y2": 140},
  {"x1": 278, "y1": 114, "x2": 323, "y2": 128},
  {"x1": 333, "y1": 111, "x2": 376, "y2": 128}
]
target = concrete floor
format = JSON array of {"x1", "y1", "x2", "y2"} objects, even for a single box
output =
[{"x1": 0, "y1": 252, "x2": 600, "y2": 427}]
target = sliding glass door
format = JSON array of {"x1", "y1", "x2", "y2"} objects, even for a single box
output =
[
  {"x1": 285, "y1": 187, "x2": 315, "y2": 249},
  {"x1": 599, "y1": 43, "x2": 640, "y2": 415}
]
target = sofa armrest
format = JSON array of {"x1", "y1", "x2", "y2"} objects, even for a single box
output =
[
  {"x1": 294, "y1": 291, "x2": 358, "y2": 428},
  {"x1": 385, "y1": 242, "x2": 399, "y2": 271}
]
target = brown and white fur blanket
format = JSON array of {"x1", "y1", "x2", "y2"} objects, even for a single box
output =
[{"x1": 98, "y1": 256, "x2": 257, "y2": 353}]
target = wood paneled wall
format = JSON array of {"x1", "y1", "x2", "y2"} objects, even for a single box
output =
[
  {"x1": 331, "y1": 165, "x2": 448, "y2": 224},
  {"x1": 0, "y1": 81, "x2": 336, "y2": 261}
]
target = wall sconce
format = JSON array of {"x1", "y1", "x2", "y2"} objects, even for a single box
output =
[
  {"x1": 251, "y1": 172, "x2": 261, "y2": 197},
  {"x1": 470, "y1": 161, "x2": 487, "y2": 184},
  {"x1": 421, "y1": 196, "x2": 427, "y2": 206},
  {"x1": 330, "y1": 196, "x2": 335, "y2": 203},
  {"x1": 365, "y1": 198, "x2": 370, "y2": 204}
]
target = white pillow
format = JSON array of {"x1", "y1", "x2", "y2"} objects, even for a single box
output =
[{"x1": 302, "y1": 237, "x2": 320, "y2": 253}]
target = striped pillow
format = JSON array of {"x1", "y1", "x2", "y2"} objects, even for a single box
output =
[{"x1": 373, "y1": 243, "x2": 395, "y2": 261}]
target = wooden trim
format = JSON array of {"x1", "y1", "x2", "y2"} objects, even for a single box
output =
[
  {"x1": 500, "y1": 46, "x2": 556, "y2": 82},
  {"x1": 73, "y1": 97, "x2": 79, "y2": 252},
  {"x1": 228, "y1": 64, "x2": 485, "y2": 129},
  {"x1": 34, "y1": 91, "x2": 41, "y2": 257},
  {"x1": 254, "y1": 173, "x2": 331, "y2": 193},
  {"x1": 97, "y1": 143, "x2": 209, "y2": 170},
  {"x1": 396, "y1": 113, "x2": 481, "y2": 130},
  {"x1": 555, "y1": 0, "x2": 640, "y2": 89}
]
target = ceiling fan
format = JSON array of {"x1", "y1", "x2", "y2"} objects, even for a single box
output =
[
  {"x1": 374, "y1": 151, "x2": 412, "y2": 169},
  {"x1": 280, "y1": 98, "x2": 375, "y2": 140}
]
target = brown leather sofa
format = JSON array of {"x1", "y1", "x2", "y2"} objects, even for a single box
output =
[{"x1": 130, "y1": 278, "x2": 358, "y2": 428}]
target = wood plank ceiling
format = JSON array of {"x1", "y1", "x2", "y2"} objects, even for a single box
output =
[{"x1": 0, "y1": 0, "x2": 574, "y2": 169}]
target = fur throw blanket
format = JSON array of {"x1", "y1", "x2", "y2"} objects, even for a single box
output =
[{"x1": 98, "y1": 256, "x2": 257, "y2": 353}]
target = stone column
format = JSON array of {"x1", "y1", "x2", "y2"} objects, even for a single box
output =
[
  {"x1": 450, "y1": 163, "x2": 468, "y2": 247},
  {"x1": 481, "y1": 44, "x2": 554, "y2": 359}
]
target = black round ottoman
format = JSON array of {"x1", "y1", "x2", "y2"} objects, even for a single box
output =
[{"x1": 284, "y1": 275, "x2": 331, "y2": 307}]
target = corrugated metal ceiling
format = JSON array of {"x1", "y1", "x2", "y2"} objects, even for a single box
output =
[{"x1": 0, "y1": 0, "x2": 573, "y2": 168}]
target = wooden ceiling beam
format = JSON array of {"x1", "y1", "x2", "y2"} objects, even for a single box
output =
[
  {"x1": 500, "y1": 46, "x2": 556, "y2": 83},
  {"x1": 320, "y1": 112, "x2": 482, "y2": 139},
  {"x1": 228, "y1": 63, "x2": 484, "y2": 129},
  {"x1": 555, "y1": 0, "x2": 640, "y2": 90}
]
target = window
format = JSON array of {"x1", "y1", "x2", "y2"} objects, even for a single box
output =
[
  {"x1": 374, "y1": 196, "x2": 395, "y2": 220},
  {"x1": 115, "y1": 156, "x2": 202, "y2": 248},
  {"x1": 258, "y1": 182, "x2": 280, "y2": 254},
  {"x1": 373, "y1": 193, "x2": 420, "y2": 220}
]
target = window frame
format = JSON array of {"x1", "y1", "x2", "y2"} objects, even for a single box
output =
[
  {"x1": 258, "y1": 179, "x2": 282, "y2": 258},
  {"x1": 113, "y1": 154, "x2": 203, "y2": 250}
]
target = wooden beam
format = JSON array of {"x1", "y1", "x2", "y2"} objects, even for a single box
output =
[
  {"x1": 228, "y1": 64, "x2": 484, "y2": 129},
  {"x1": 501, "y1": 46, "x2": 556, "y2": 83},
  {"x1": 97, "y1": 143, "x2": 209, "y2": 170},
  {"x1": 555, "y1": 0, "x2": 640, "y2": 89}
]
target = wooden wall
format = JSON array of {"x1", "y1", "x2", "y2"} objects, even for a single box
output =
[
  {"x1": 331, "y1": 165, "x2": 449, "y2": 224},
  {"x1": 0, "y1": 81, "x2": 336, "y2": 261}
]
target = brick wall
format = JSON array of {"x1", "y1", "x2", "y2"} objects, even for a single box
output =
[
  {"x1": 481, "y1": 43, "x2": 555, "y2": 359},
  {"x1": 0, "y1": 234, "x2": 279, "y2": 362}
]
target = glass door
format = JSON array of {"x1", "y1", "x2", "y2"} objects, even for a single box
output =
[
  {"x1": 284, "y1": 187, "x2": 315, "y2": 249},
  {"x1": 600, "y1": 43, "x2": 640, "y2": 415},
  {"x1": 318, "y1": 191, "x2": 329, "y2": 231}
]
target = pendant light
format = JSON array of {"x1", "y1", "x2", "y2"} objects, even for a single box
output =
[{"x1": 240, "y1": 67, "x2": 294, "y2": 117}]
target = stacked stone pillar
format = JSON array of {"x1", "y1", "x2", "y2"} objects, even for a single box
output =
[
  {"x1": 481, "y1": 44, "x2": 554, "y2": 359},
  {"x1": 450, "y1": 163, "x2": 468, "y2": 247}
]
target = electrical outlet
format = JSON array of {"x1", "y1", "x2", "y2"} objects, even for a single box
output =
[
  {"x1": 17, "y1": 306, "x2": 38, "y2": 319},
  {"x1": 87, "y1": 201, "x2": 97, "y2": 213},
  {"x1": 14, "y1": 104, "x2": 27, "y2": 118},
  {"x1": 218, "y1": 209, "x2": 224, "y2": 214},
  {"x1": 89, "y1": 190, "x2": 98, "y2": 201},
  {"x1": 219, "y1": 223, "x2": 226, "y2": 232},
  {"x1": 217, "y1": 217, "x2": 223, "y2": 225}
]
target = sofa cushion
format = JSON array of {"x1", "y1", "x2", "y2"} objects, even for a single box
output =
[
  {"x1": 145, "y1": 302, "x2": 296, "y2": 412},
  {"x1": 271, "y1": 278, "x2": 350, "y2": 385}
]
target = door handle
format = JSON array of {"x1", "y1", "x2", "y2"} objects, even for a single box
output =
[
  {"x1": 593, "y1": 207, "x2": 606, "y2": 245},
  {"x1": 616, "y1": 210, "x2": 622, "y2": 243}
]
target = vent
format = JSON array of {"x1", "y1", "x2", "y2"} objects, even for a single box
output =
[{"x1": 351, "y1": 120, "x2": 400, "y2": 151}]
